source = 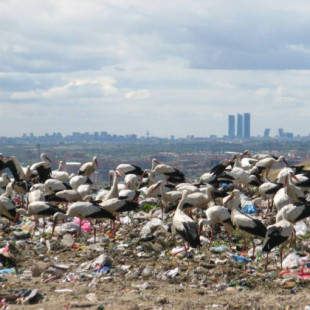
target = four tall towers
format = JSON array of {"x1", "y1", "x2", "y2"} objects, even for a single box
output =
[{"x1": 228, "y1": 113, "x2": 251, "y2": 139}]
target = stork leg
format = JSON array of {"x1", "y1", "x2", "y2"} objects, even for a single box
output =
[
  {"x1": 73, "y1": 217, "x2": 82, "y2": 240},
  {"x1": 31, "y1": 219, "x2": 38, "y2": 238},
  {"x1": 90, "y1": 222, "x2": 96, "y2": 243},
  {"x1": 265, "y1": 252, "x2": 269, "y2": 271},
  {"x1": 42, "y1": 217, "x2": 46, "y2": 237},
  {"x1": 208, "y1": 226, "x2": 214, "y2": 250},
  {"x1": 78, "y1": 218, "x2": 82, "y2": 237},
  {"x1": 108, "y1": 222, "x2": 122, "y2": 239},
  {"x1": 107, "y1": 220, "x2": 116, "y2": 238},
  {"x1": 171, "y1": 241, "x2": 189, "y2": 256},
  {"x1": 251, "y1": 237, "x2": 256, "y2": 258},
  {"x1": 225, "y1": 229, "x2": 233, "y2": 250},
  {"x1": 280, "y1": 246, "x2": 283, "y2": 270},
  {"x1": 289, "y1": 229, "x2": 297, "y2": 250},
  {"x1": 241, "y1": 237, "x2": 248, "y2": 252},
  {"x1": 264, "y1": 199, "x2": 271, "y2": 218}
]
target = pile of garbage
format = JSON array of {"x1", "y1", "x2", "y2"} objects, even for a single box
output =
[{"x1": 1, "y1": 205, "x2": 310, "y2": 309}]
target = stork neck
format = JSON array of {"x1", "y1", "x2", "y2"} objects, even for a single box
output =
[
  {"x1": 233, "y1": 154, "x2": 242, "y2": 168},
  {"x1": 17, "y1": 208, "x2": 28, "y2": 216}
]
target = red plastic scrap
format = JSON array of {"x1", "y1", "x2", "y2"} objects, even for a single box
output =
[{"x1": 278, "y1": 267, "x2": 310, "y2": 279}]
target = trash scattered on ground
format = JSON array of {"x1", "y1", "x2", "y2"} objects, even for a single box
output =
[{"x1": 1, "y1": 189, "x2": 310, "y2": 309}]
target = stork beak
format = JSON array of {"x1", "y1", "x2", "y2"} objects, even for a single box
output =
[
  {"x1": 95, "y1": 159, "x2": 99, "y2": 169},
  {"x1": 115, "y1": 171, "x2": 123, "y2": 178},
  {"x1": 13, "y1": 213, "x2": 19, "y2": 223},
  {"x1": 140, "y1": 171, "x2": 147, "y2": 181},
  {"x1": 224, "y1": 193, "x2": 234, "y2": 207},
  {"x1": 150, "y1": 182, "x2": 161, "y2": 193},
  {"x1": 283, "y1": 158, "x2": 289, "y2": 167},
  {"x1": 291, "y1": 173, "x2": 299, "y2": 182},
  {"x1": 7, "y1": 175, "x2": 11, "y2": 182},
  {"x1": 46, "y1": 156, "x2": 52, "y2": 163}
]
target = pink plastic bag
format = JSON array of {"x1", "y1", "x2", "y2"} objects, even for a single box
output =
[{"x1": 73, "y1": 217, "x2": 92, "y2": 233}]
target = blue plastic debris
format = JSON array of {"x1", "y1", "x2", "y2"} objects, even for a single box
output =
[
  {"x1": 230, "y1": 254, "x2": 251, "y2": 263},
  {"x1": 0, "y1": 268, "x2": 15, "y2": 274},
  {"x1": 98, "y1": 266, "x2": 110, "y2": 274},
  {"x1": 242, "y1": 205, "x2": 262, "y2": 214}
]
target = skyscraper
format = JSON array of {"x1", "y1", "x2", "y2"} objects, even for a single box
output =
[
  {"x1": 236, "y1": 113, "x2": 243, "y2": 138},
  {"x1": 228, "y1": 115, "x2": 235, "y2": 138},
  {"x1": 263, "y1": 128, "x2": 270, "y2": 138},
  {"x1": 243, "y1": 113, "x2": 250, "y2": 139}
]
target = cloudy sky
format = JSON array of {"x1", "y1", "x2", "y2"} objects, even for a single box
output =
[{"x1": 1, "y1": 0, "x2": 310, "y2": 138}]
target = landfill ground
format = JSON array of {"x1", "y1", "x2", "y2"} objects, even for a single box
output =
[{"x1": 2, "y1": 206, "x2": 310, "y2": 310}]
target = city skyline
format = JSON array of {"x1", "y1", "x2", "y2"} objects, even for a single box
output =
[
  {"x1": 2, "y1": 1, "x2": 310, "y2": 138},
  {"x1": 0, "y1": 117, "x2": 306, "y2": 142},
  {"x1": 228, "y1": 113, "x2": 251, "y2": 139}
]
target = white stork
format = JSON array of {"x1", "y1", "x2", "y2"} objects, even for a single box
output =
[
  {"x1": 78, "y1": 156, "x2": 98, "y2": 179},
  {"x1": 276, "y1": 202, "x2": 310, "y2": 224},
  {"x1": 171, "y1": 191, "x2": 201, "y2": 255},
  {"x1": 175, "y1": 183, "x2": 200, "y2": 193},
  {"x1": 44, "y1": 178, "x2": 70, "y2": 194},
  {"x1": 243, "y1": 150, "x2": 278, "y2": 161},
  {"x1": 226, "y1": 189, "x2": 267, "y2": 256},
  {"x1": 70, "y1": 175, "x2": 90, "y2": 190},
  {"x1": 116, "y1": 163, "x2": 144, "y2": 176},
  {"x1": 164, "y1": 187, "x2": 215, "y2": 214},
  {"x1": 17, "y1": 201, "x2": 65, "y2": 235},
  {"x1": 233, "y1": 153, "x2": 258, "y2": 171},
  {"x1": 199, "y1": 205, "x2": 235, "y2": 248},
  {"x1": 124, "y1": 174, "x2": 140, "y2": 190},
  {"x1": 151, "y1": 180, "x2": 182, "y2": 205},
  {"x1": 255, "y1": 155, "x2": 289, "y2": 179},
  {"x1": 258, "y1": 181, "x2": 283, "y2": 216},
  {"x1": 52, "y1": 201, "x2": 116, "y2": 241},
  {"x1": 103, "y1": 170, "x2": 122, "y2": 201},
  {"x1": 0, "y1": 195, "x2": 18, "y2": 223},
  {"x1": 51, "y1": 161, "x2": 69, "y2": 182},
  {"x1": 99, "y1": 198, "x2": 139, "y2": 237},
  {"x1": 0, "y1": 155, "x2": 26, "y2": 181},
  {"x1": 143, "y1": 159, "x2": 185, "y2": 184},
  {"x1": 219, "y1": 167, "x2": 261, "y2": 188},
  {"x1": 0, "y1": 173, "x2": 11, "y2": 191},
  {"x1": 198, "y1": 172, "x2": 218, "y2": 186},
  {"x1": 30, "y1": 153, "x2": 52, "y2": 182},
  {"x1": 262, "y1": 209, "x2": 295, "y2": 269}
]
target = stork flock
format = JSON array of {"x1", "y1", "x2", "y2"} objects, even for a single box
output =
[{"x1": 0, "y1": 150, "x2": 310, "y2": 270}]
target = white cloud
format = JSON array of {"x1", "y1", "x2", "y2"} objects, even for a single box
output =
[
  {"x1": 1, "y1": 1, "x2": 310, "y2": 137},
  {"x1": 125, "y1": 89, "x2": 150, "y2": 100}
]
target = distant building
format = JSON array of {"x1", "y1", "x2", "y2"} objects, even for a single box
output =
[
  {"x1": 66, "y1": 162, "x2": 81, "y2": 175},
  {"x1": 243, "y1": 113, "x2": 250, "y2": 139},
  {"x1": 228, "y1": 115, "x2": 235, "y2": 139},
  {"x1": 236, "y1": 113, "x2": 243, "y2": 138},
  {"x1": 278, "y1": 128, "x2": 284, "y2": 137},
  {"x1": 263, "y1": 128, "x2": 270, "y2": 138}
]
